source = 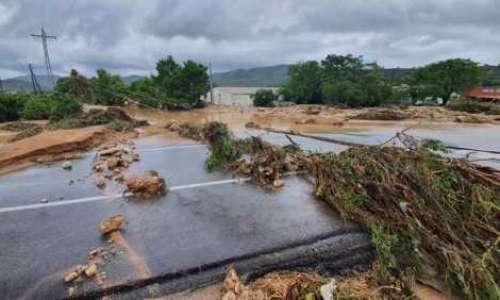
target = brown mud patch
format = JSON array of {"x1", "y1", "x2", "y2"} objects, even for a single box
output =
[
  {"x1": 125, "y1": 104, "x2": 499, "y2": 140},
  {"x1": 0, "y1": 126, "x2": 137, "y2": 175}
]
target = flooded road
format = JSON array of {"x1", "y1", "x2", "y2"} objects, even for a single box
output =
[{"x1": 0, "y1": 105, "x2": 498, "y2": 298}]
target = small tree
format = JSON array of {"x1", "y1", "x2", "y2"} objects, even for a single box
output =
[
  {"x1": 153, "y1": 55, "x2": 210, "y2": 104},
  {"x1": 89, "y1": 69, "x2": 127, "y2": 105},
  {"x1": 252, "y1": 89, "x2": 275, "y2": 107}
]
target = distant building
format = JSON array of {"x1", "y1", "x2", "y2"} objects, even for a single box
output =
[
  {"x1": 463, "y1": 86, "x2": 500, "y2": 102},
  {"x1": 204, "y1": 87, "x2": 279, "y2": 106}
]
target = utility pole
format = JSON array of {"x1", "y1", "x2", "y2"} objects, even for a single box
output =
[
  {"x1": 209, "y1": 62, "x2": 214, "y2": 104},
  {"x1": 31, "y1": 27, "x2": 57, "y2": 84},
  {"x1": 28, "y1": 64, "x2": 42, "y2": 94}
]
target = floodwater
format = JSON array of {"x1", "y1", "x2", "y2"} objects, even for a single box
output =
[{"x1": 128, "y1": 106, "x2": 500, "y2": 168}]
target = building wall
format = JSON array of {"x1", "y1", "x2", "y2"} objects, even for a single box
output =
[{"x1": 205, "y1": 87, "x2": 279, "y2": 106}]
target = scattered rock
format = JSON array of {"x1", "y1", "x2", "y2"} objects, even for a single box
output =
[
  {"x1": 62, "y1": 161, "x2": 73, "y2": 170},
  {"x1": 84, "y1": 263, "x2": 97, "y2": 278},
  {"x1": 99, "y1": 214, "x2": 125, "y2": 234},
  {"x1": 132, "y1": 152, "x2": 140, "y2": 161},
  {"x1": 125, "y1": 171, "x2": 166, "y2": 198},
  {"x1": 95, "y1": 176, "x2": 106, "y2": 188},
  {"x1": 272, "y1": 179, "x2": 285, "y2": 188},
  {"x1": 64, "y1": 271, "x2": 79, "y2": 283}
]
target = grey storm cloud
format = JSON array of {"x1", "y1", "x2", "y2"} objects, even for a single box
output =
[{"x1": 0, "y1": 0, "x2": 499, "y2": 78}]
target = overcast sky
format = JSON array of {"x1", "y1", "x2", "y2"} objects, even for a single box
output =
[{"x1": 1, "y1": 0, "x2": 499, "y2": 78}]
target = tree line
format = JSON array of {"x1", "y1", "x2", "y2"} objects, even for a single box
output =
[
  {"x1": 0, "y1": 55, "x2": 210, "y2": 122},
  {"x1": 254, "y1": 55, "x2": 484, "y2": 107}
]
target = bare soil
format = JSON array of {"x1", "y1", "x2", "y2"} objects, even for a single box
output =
[
  {"x1": 125, "y1": 104, "x2": 500, "y2": 137},
  {"x1": 0, "y1": 126, "x2": 136, "y2": 175}
]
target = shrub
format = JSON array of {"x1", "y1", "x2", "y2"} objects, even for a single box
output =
[
  {"x1": 252, "y1": 89, "x2": 275, "y2": 107},
  {"x1": 0, "y1": 94, "x2": 29, "y2": 122},
  {"x1": 22, "y1": 93, "x2": 82, "y2": 120},
  {"x1": 49, "y1": 93, "x2": 82, "y2": 120},
  {"x1": 22, "y1": 95, "x2": 52, "y2": 120}
]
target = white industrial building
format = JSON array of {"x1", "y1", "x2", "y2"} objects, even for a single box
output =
[{"x1": 205, "y1": 87, "x2": 279, "y2": 106}]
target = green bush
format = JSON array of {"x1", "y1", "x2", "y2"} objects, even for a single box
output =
[
  {"x1": 0, "y1": 94, "x2": 29, "y2": 122},
  {"x1": 252, "y1": 89, "x2": 275, "y2": 107},
  {"x1": 22, "y1": 93, "x2": 82, "y2": 120},
  {"x1": 22, "y1": 95, "x2": 52, "y2": 120},
  {"x1": 49, "y1": 93, "x2": 82, "y2": 120}
]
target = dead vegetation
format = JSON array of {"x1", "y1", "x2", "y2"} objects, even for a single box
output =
[
  {"x1": 170, "y1": 121, "x2": 500, "y2": 299},
  {"x1": 352, "y1": 108, "x2": 412, "y2": 121},
  {"x1": 48, "y1": 106, "x2": 146, "y2": 131},
  {"x1": 221, "y1": 267, "x2": 410, "y2": 300}
]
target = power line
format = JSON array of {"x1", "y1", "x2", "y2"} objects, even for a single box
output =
[
  {"x1": 31, "y1": 27, "x2": 57, "y2": 84},
  {"x1": 28, "y1": 64, "x2": 42, "y2": 94}
]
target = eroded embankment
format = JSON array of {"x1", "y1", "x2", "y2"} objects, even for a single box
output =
[{"x1": 0, "y1": 126, "x2": 129, "y2": 175}]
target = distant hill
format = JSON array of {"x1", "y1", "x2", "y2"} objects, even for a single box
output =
[
  {"x1": 2, "y1": 74, "x2": 58, "y2": 93},
  {"x1": 122, "y1": 75, "x2": 145, "y2": 85},
  {"x1": 213, "y1": 65, "x2": 289, "y2": 87}
]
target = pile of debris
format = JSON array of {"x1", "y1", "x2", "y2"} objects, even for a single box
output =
[
  {"x1": 222, "y1": 267, "x2": 407, "y2": 300},
  {"x1": 124, "y1": 170, "x2": 167, "y2": 198},
  {"x1": 172, "y1": 121, "x2": 499, "y2": 299},
  {"x1": 310, "y1": 146, "x2": 500, "y2": 299},
  {"x1": 231, "y1": 136, "x2": 306, "y2": 188},
  {"x1": 92, "y1": 142, "x2": 140, "y2": 189},
  {"x1": 165, "y1": 121, "x2": 204, "y2": 140},
  {"x1": 48, "y1": 107, "x2": 147, "y2": 131},
  {"x1": 352, "y1": 108, "x2": 412, "y2": 121}
]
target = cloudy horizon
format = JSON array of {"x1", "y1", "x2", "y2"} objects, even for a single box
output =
[{"x1": 0, "y1": 0, "x2": 499, "y2": 78}]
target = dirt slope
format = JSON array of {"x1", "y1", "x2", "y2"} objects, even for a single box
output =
[{"x1": 0, "y1": 126, "x2": 106, "y2": 174}]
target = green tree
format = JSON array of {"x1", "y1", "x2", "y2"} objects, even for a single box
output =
[
  {"x1": 89, "y1": 69, "x2": 127, "y2": 105},
  {"x1": 153, "y1": 56, "x2": 210, "y2": 103},
  {"x1": 252, "y1": 89, "x2": 275, "y2": 107},
  {"x1": 321, "y1": 54, "x2": 364, "y2": 81},
  {"x1": 281, "y1": 61, "x2": 322, "y2": 104},
  {"x1": 413, "y1": 58, "x2": 480, "y2": 104},
  {"x1": 174, "y1": 60, "x2": 210, "y2": 102}
]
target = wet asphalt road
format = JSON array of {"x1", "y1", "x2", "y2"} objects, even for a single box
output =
[
  {"x1": 0, "y1": 134, "x2": 369, "y2": 299},
  {"x1": 1, "y1": 123, "x2": 498, "y2": 299}
]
